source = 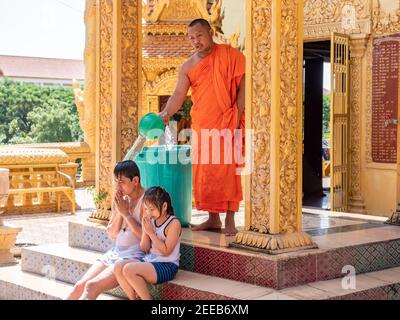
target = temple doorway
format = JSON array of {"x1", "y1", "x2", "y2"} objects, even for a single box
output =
[{"x1": 302, "y1": 40, "x2": 331, "y2": 210}]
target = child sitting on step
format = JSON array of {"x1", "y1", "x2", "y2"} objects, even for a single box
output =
[
  {"x1": 114, "y1": 186, "x2": 181, "y2": 300},
  {"x1": 66, "y1": 160, "x2": 145, "y2": 300}
]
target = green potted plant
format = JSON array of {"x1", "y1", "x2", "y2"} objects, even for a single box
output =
[
  {"x1": 87, "y1": 187, "x2": 111, "y2": 224},
  {"x1": 172, "y1": 98, "x2": 192, "y2": 144}
]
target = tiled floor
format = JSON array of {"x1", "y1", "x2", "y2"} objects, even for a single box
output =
[{"x1": 3, "y1": 188, "x2": 397, "y2": 252}]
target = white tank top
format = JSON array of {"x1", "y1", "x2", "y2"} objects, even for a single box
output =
[
  {"x1": 115, "y1": 193, "x2": 144, "y2": 248},
  {"x1": 143, "y1": 215, "x2": 181, "y2": 266}
]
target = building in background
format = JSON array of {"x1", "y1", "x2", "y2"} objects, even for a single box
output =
[{"x1": 0, "y1": 55, "x2": 84, "y2": 86}]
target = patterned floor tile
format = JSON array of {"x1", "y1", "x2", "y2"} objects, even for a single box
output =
[{"x1": 180, "y1": 244, "x2": 195, "y2": 272}]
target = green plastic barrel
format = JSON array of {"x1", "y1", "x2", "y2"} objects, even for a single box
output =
[
  {"x1": 134, "y1": 145, "x2": 192, "y2": 227},
  {"x1": 138, "y1": 113, "x2": 165, "y2": 140}
]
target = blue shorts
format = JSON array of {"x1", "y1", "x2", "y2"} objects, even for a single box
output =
[{"x1": 140, "y1": 259, "x2": 178, "y2": 284}]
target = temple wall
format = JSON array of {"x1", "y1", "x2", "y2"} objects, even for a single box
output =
[
  {"x1": 87, "y1": 0, "x2": 400, "y2": 218},
  {"x1": 359, "y1": 0, "x2": 400, "y2": 216}
]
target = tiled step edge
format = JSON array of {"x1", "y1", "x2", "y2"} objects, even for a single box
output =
[{"x1": 0, "y1": 265, "x2": 121, "y2": 300}]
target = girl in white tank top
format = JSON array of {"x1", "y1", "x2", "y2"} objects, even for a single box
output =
[{"x1": 116, "y1": 187, "x2": 181, "y2": 300}]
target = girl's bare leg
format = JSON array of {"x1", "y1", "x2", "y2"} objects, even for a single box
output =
[
  {"x1": 114, "y1": 259, "x2": 139, "y2": 300},
  {"x1": 123, "y1": 262, "x2": 157, "y2": 300}
]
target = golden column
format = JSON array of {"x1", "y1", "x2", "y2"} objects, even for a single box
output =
[
  {"x1": 348, "y1": 37, "x2": 368, "y2": 213},
  {"x1": 232, "y1": 0, "x2": 316, "y2": 254},
  {"x1": 80, "y1": 0, "x2": 97, "y2": 185},
  {"x1": 96, "y1": 0, "x2": 142, "y2": 205}
]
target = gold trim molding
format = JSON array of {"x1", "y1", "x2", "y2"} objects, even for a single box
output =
[
  {"x1": 304, "y1": 0, "x2": 371, "y2": 40},
  {"x1": 232, "y1": 230, "x2": 316, "y2": 255}
]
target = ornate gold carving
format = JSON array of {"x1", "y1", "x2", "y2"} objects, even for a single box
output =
[
  {"x1": 305, "y1": 0, "x2": 370, "y2": 25},
  {"x1": 143, "y1": 0, "x2": 169, "y2": 23},
  {"x1": 147, "y1": 68, "x2": 179, "y2": 95},
  {"x1": 120, "y1": 0, "x2": 140, "y2": 158},
  {"x1": 142, "y1": 58, "x2": 187, "y2": 81},
  {"x1": 0, "y1": 148, "x2": 78, "y2": 215},
  {"x1": 232, "y1": 230, "x2": 316, "y2": 254},
  {"x1": 0, "y1": 225, "x2": 23, "y2": 265},
  {"x1": 0, "y1": 148, "x2": 69, "y2": 165},
  {"x1": 81, "y1": 0, "x2": 97, "y2": 154},
  {"x1": 144, "y1": 0, "x2": 223, "y2": 26},
  {"x1": 304, "y1": 0, "x2": 371, "y2": 40},
  {"x1": 233, "y1": 0, "x2": 317, "y2": 253},
  {"x1": 13, "y1": 141, "x2": 94, "y2": 185},
  {"x1": 349, "y1": 38, "x2": 367, "y2": 212},
  {"x1": 87, "y1": 209, "x2": 112, "y2": 225},
  {"x1": 14, "y1": 142, "x2": 90, "y2": 153},
  {"x1": 145, "y1": 24, "x2": 188, "y2": 35},
  {"x1": 372, "y1": 0, "x2": 400, "y2": 35},
  {"x1": 278, "y1": 0, "x2": 302, "y2": 233},
  {"x1": 248, "y1": 0, "x2": 272, "y2": 234},
  {"x1": 98, "y1": 0, "x2": 113, "y2": 199},
  {"x1": 94, "y1": 0, "x2": 141, "y2": 222}
]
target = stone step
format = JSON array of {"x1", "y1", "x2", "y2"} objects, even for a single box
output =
[
  {"x1": 162, "y1": 266, "x2": 400, "y2": 300},
  {"x1": 0, "y1": 265, "x2": 121, "y2": 300},
  {"x1": 18, "y1": 243, "x2": 400, "y2": 300},
  {"x1": 21, "y1": 243, "x2": 99, "y2": 285},
  {"x1": 68, "y1": 220, "x2": 400, "y2": 290},
  {"x1": 5, "y1": 258, "x2": 400, "y2": 300},
  {"x1": 20, "y1": 242, "x2": 129, "y2": 299}
]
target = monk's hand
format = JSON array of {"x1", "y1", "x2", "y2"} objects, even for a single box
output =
[
  {"x1": 114, "y1": 191, "x2": 129, "y2": 218},
  {"x1": 158, "y1": 110, "x2": 170, "y2": 126}
]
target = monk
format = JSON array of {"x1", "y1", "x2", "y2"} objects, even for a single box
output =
[{"x1": 159, "y1": 18, "x2": 245, "y2": 236}]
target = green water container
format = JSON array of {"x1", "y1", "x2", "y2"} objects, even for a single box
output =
[
  {"x1": 134, "y1": 145, "x2": 192, "y2": 227},
  {"x1": 138, "y1": 113, "x2": 165, "y2": 140}
]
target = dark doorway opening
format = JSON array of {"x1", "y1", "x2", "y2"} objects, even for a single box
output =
[{"x1": 302, "y1": 40, "x2": 331, "y2": 210}]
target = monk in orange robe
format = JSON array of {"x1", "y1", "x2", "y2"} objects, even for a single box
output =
[{"x1": 159, "y1": 19, "x2": 245, "y2": 235}]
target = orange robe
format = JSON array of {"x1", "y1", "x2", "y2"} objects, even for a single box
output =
[{"x1": 188, "y1": 44, "x2": 245, "y2": 213}]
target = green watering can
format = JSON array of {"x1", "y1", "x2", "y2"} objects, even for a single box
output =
[{"x1": 138, "y1": 112, "x2": 165, "y2": 140}]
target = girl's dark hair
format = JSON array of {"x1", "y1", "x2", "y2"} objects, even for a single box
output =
[
  {"x1": 114, "y1": 160, "x2": 140, "y2": 182},
  {"x1": 143, "y1": 186, "x2": 174, "y2": 216}
]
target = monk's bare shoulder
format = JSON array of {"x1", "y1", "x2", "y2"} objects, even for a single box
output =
[{"x1": 180, "y1": 54, "x2": 201, "y2": 76}]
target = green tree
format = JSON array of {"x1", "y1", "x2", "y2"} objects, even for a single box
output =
[
  {"x1": 323, "y1": 94, "x2": 330, "y2": 135},
  {"x1": 0, "y1": 78, "x2": 83, "y2": 144}
]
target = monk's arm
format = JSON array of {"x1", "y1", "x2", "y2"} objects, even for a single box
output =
[
  {"x1": 159, "y1": 65, "x2": 190, "y2": 121},
  {"x1": 236, "y1": 75, "x2": 246, "y2": 129}
]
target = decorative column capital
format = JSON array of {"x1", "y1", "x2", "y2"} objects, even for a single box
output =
[{"x1": 350, "y1": 36, "x2": 369, "y2": 59}]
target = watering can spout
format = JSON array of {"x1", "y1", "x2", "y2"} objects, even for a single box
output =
[
  {"x1": 138, "y1": 113, "x2": 165, "y2": 140},
  {"x1": 123, "y1": 113, "x2": 166, "y2": 161}
]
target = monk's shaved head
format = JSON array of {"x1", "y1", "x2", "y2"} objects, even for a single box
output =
[
  {"x1": 188, "y1": 19, "x2": 211, "y2": 30},
  {"x1": 188, "y1": 18, "x2": 214, "y2": 57}
]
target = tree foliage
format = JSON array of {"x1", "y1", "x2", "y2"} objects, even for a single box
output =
[
  {"x1": 323, "y1": 94, "x2": 330, "y2": 134},
  {"x1": 0, "y1": 78, "x2": 83, "y2": 144}
]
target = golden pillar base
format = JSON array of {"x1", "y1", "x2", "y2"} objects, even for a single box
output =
[
  {"x1": 0, "y1": 221, "x2": 22, "y2": 265},
  {"x1": 385, "y1": 209, "x2": 400, "y2": 226},
  {"x1": 230, "y1": 230, "x2": 317, "y2": 255},
  {"x1": 348, "y1": 196, "x2": 366, "y2": 214},
  {"x1": 87, "y1": 209, "x2": 111, "y2": 225}
]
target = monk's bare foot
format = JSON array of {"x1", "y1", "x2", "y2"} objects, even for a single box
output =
[
  {"x1": 224, "y1": 211, "x2": 237, "y2": 236},
  {"x1": 191, "y1": 219, "x2": 222, "y2": 232},
  {"x1": 223, "y1": 226, "x2": 238, "y2": 236}
]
